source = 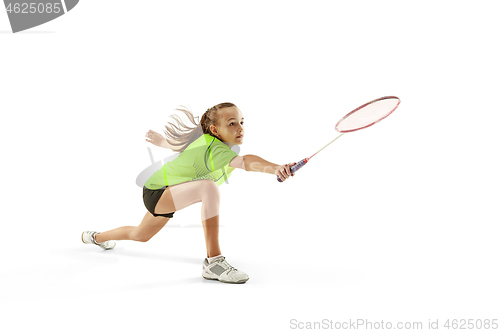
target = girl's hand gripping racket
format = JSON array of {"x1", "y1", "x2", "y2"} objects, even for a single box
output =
[{"x1": 277, "y1": 96, "x2": 401, "y2": 182}]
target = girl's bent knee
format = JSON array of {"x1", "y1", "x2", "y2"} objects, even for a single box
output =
[
  {"x1": 130, "y1": 229, "x2": 150, "y2": 242},
  {"x1": 200, "y1": 180, "x2": 219, "y2": 195}
]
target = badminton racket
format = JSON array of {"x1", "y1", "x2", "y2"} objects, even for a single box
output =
[{"x1": 277, "y1": 96, "x2": 401, "y2": 182}]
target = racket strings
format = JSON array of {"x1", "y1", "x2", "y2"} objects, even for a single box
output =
[{"x1": 335, "y1": 97, "x2": 400, "y2": 133}]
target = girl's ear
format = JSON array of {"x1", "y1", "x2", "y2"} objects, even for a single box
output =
[{"x1": 209, "y1": 124, "x2": 218, "y2": 137}]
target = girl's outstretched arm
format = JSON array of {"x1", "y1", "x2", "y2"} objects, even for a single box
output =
[
  {"x1": 230, "y1": 155, "x2": 296, "y2": 181},
  {"x1": 145, "y1": 130, "x2": 181, "y2": 150}
]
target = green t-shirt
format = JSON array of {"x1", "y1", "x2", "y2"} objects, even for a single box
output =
[{"x1": 144, "y1": 133, "x2": 239, "y2": 190}]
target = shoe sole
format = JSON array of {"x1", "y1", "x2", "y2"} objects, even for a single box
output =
[{"x1": 202, "y1": 275, "x2": 249, "y2": 284}]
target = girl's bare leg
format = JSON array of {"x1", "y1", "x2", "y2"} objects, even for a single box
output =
[
  {"x1": 155, "y1": 180, "x2": 221, "y2": 257},
  {"x1": 95, "y1": 212, "x2": 169, "y2": 243},
  {"x1": 95, "y1": 180, "x2": 222, "y2": 257},
  {"x1": 202, "y1": 215, "x2": 221, "y2": 258}
]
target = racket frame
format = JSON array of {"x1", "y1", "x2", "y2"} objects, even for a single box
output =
[{"x1": 335, "y1": 96, "x2": 401, "y2": 133}]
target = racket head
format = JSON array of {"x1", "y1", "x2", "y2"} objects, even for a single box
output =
[{"x1": 335, "y1": 96, "x2": 401, "y2": 133}]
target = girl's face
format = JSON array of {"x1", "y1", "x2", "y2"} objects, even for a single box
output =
[{"x1": 210, "y1": 107, "x2": 244, "y2": 147}]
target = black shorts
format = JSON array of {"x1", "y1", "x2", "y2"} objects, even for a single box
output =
[{"x1": 143, "y1": 186, "x2": 175, "y2": 218}]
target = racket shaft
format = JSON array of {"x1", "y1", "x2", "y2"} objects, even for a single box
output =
[
  {"x1": 313, "y1": 133, "x2": 343, "y2": 157},
  {"x1": 277, "y1": 158, "x2": 308, "y2": 182}
]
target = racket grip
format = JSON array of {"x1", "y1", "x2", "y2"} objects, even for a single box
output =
[{"x1": 276, "y1": 158, "x2": 309, "y2": 182}]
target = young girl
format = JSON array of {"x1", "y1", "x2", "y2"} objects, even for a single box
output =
[{"x1": 82, "y1": 102, "x2": 296, "y2": 284}]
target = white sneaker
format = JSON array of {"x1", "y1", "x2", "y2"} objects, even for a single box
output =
[
  {"x1": 81, "y1": 231, "x2": 116, "y2": 250},
  {"x1": 202, "y1": 256, "x2": 249, "y2": 284}
]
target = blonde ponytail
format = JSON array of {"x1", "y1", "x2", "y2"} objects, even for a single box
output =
[{"x1": 163, "y1": 102, "x2": 237, "y2": 153}]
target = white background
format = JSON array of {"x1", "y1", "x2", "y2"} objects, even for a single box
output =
[{"x1": 1, "y1": 1, "x2": 499, "y2": 332}]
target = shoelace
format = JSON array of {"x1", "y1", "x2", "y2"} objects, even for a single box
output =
[{"x1": 213, "y1": 257, "x2": 238, "y2": 274}]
